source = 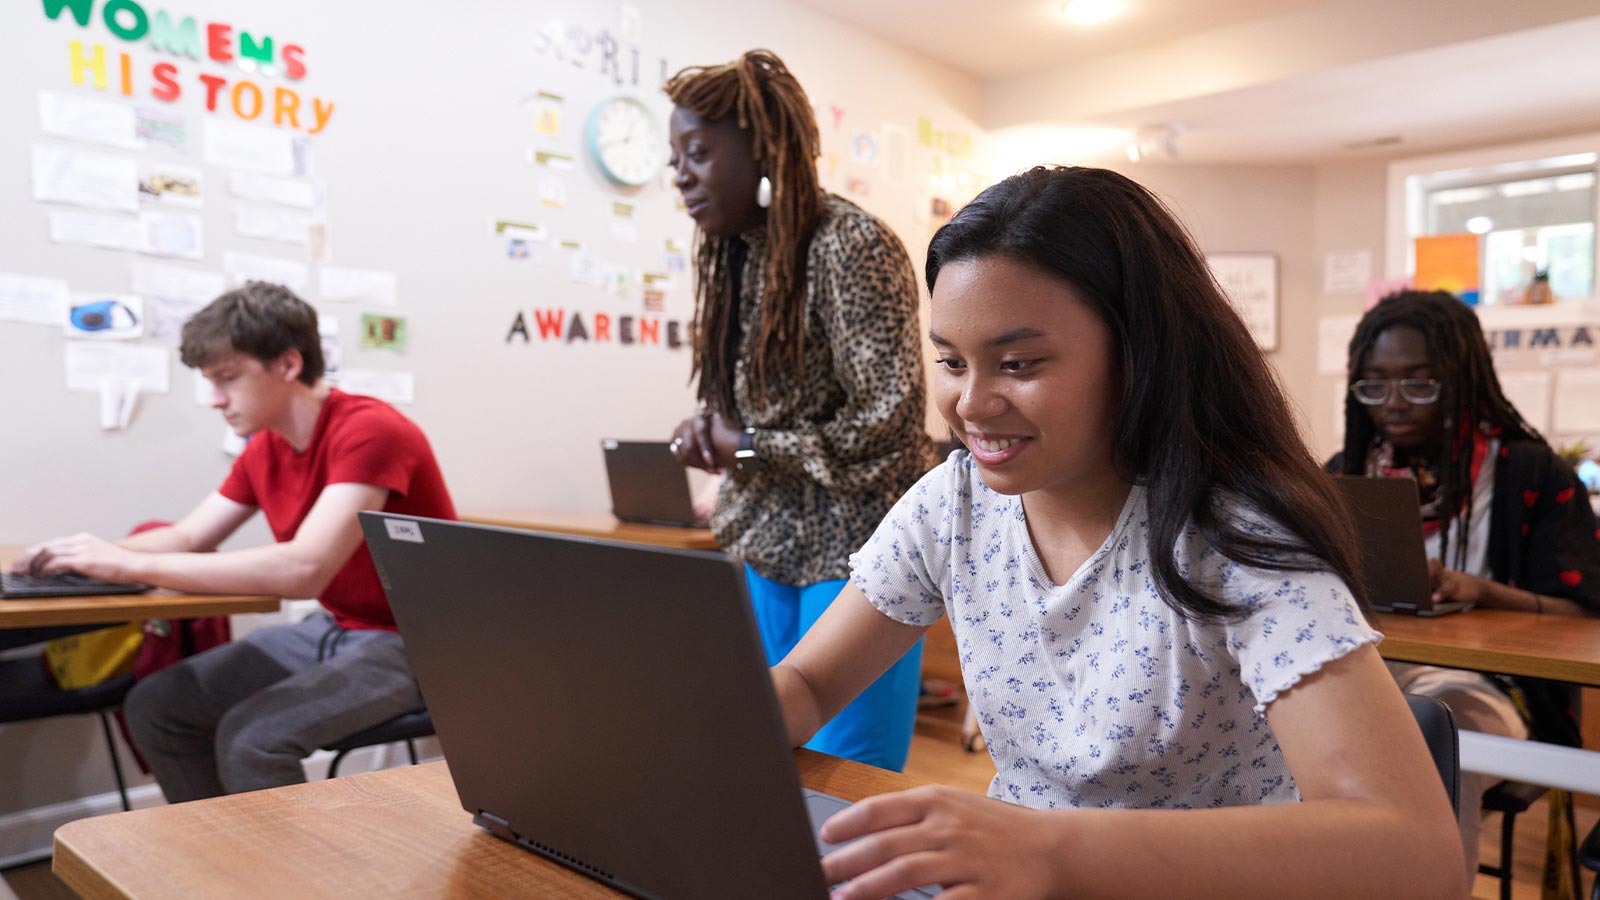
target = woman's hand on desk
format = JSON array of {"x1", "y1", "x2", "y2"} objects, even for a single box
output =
[
  {"x1": 15, "y1": 533, "x2": 143, "y2": 583},
  {"x1": 818, "y1": 785, "x2": 1059, "y2": 900}
]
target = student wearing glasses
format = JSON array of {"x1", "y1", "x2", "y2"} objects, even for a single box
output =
[{"x1": 1331, "y1": 288, "x2": 1600, "y2": 878}]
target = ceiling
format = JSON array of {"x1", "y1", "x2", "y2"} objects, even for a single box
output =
[
  {"x1": 790, "y1": 0, "x2": 1326, "y2": 79},
  {"x1": 791, "y1": 0, "x2": 1600, "y2": 163}
]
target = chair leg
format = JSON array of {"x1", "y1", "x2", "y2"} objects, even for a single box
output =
[
  {"x1": 1568, "y1": 795, "x2": 1581, "y2": 900},
  {"x1": 404, "y1": 739, "x2": 418, "y2": 766},
  {"x1": 1497, "y1": 810, "x2": 1510, "y2": 900},
  {"x1": 327, "y1": 749, "x2": 349, "y2": 779},
  {"x1": 97, "y1": 710, "x2": 131, "y2": 812}
]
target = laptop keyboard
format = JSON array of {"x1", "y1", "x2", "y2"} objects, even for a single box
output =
[
  {"x1": 804, "y1": 791, "x2": 942, "y2": 898},
  {"x1": 0, "y1": 571, "x2": 152, "y2": 599}
]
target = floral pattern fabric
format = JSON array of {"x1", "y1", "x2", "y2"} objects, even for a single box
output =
[{"x1": 850, "y1": 452, "x2": 1380, "y2": 810}]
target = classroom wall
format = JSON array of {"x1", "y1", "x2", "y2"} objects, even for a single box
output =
[{"x1": 0, "y1": 0, "x2": 986, "y2": 857}]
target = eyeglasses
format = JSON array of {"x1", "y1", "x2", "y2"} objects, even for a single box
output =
[{"x1": 1349, "y1": 378, "x2": 1442, "y2": 406}]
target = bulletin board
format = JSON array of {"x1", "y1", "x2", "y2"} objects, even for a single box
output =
[{"x1": 0, "y1": 0, "x2": 990, "y2": 542}]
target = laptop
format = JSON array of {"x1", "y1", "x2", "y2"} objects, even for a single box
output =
[
  {"x1": 360, "y1": 513, "x2": 939, "y2": 900},
  {"x1": 1, "y1": 571, "x2": 153, "y2": 600},
  {"x1": 1333, "y1": 476, "x2": 1472, "y2": 616},
  {"x1": 601, "y1": 439, "x2": 702, "y2": 527}
]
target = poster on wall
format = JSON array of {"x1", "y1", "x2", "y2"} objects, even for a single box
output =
[
  {"x1": 1207, "y1": 253, "x2": 1279, "y2": 351},
  {"x1": 32, "y1": 143, "x2": 138, "y2": 211},
  {"x1": 1414, "y1": 234, "x2": 1479, "y2": 304}
]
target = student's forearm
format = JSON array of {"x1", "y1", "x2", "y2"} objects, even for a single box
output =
[
  {"x1": 1039, "y1": 799, "x2": 1462, "y2": 900},
  {"x1": 772, "y1": 662, "x2": 826, "y2": 748},
  {"x1": 117, "y1": 525, "x2": 198, "y2": 554},
  {"x1": 129, "y1": 544, "x2": 328, "y2": 598},
  {"x1": 1477, "y1": 578, "x2": 1589, "y2": 616}
]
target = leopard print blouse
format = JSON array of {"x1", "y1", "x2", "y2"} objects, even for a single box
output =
[{"x1": 711, "y1": 193, "x2": 935, "y2": 585}]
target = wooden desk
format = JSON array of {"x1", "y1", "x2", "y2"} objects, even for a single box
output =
[
  {"x1": 0, "y1": 547, "x2": 280, "y2": 630},
  {"x1": 460, "y1": 510, "x2": 720, "y2": 552},
  {"x1": 1375, "y1": 609, "x2": 1600, "y2": 688},
  {"x1": 54, "y1": 751, "x2": 920, "y2": 900}
]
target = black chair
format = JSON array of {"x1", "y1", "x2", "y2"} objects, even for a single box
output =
[
  {"x1": 1478, "y1": 780, "x2": 1553, "y2": 900},
  {"x1": 322, "y1": 709, "x2": 434, "y2": 778},
  {"x1": 1578, "y1": 818, "x2": 1600, "y2": 900},
  {"x1": 1406, "y1": 694, "x2": 1460, "y2": 816},
  {"x1": 0, "y1": 656, "x2": 134, "y2": 811}
]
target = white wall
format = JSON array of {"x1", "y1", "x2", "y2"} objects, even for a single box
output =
[{"x1": 0, "y1": 0, "x2": 984, "y2": 856}]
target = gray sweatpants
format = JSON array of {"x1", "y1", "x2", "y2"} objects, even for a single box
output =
[{"x1": 123, "y1": 610, "x2": 423, "y2": 803}]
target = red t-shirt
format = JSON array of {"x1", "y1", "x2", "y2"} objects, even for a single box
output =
[{"x1": 218, "y1": 389, "x2": 456, "y2": 631}]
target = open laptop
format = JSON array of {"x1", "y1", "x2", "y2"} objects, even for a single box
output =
[
  {"x1": 360, "y1": 513, "x2": 939, "y2": 900},
  {"x1": 601, "y1": 439, "x2": 701, "y2": 527},
  {"x1": 1333, "y1": 476, "x2": 1472, "y2": 616},
  {"x1": 1, "y1": 571, "x2": 153, "y2": 600}
]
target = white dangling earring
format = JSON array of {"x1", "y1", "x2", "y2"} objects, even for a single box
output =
[{"x1": 756, "y1": 176, "x2": 772, "y2": 209}]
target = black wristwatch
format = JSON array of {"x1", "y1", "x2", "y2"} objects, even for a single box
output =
[{"x1": 734, "y1": 427, "x2": 758, "y2": 469}]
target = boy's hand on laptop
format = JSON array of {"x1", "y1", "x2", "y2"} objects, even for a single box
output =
[
  {"x1": 16, "y1": 533, "x2": 142, "y2": 583},
  {"x1": 1426, "y1": 558, "x2": 1485, "y2": 604},
  {"x1": 817, "y1": 785, "x2": 1058, "y2": 900}
]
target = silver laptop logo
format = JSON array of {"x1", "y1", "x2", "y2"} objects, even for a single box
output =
[{"x1": 384, "y1": 519, "x2": 424, "y2": 543}]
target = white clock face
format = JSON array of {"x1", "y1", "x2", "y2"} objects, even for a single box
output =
[{"x1": 589, "y1": 97, "x2": 662, "y2": 187}]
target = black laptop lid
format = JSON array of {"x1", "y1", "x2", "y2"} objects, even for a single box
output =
[
  {"x1": 360, "y1": 513, "x2": 829, "y2": 900},
  {"x1": 1333, "y1": 476, "x2": 1435, "y2": 612},
  {"x1": 602, "y1": 439, "x2": 699, "y2": 527}
]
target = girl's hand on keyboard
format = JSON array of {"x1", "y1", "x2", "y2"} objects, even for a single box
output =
[{"x1": 817, "y1": 785, "x2": 1060, "y2": 900}]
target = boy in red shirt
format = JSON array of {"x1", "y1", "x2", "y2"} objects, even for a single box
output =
[{"x1": 12, "y1": 282, "x2": 456, "y2": 801}]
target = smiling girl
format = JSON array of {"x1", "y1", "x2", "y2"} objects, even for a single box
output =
[{"x1": 772, "y1": 166, "x2": 1464, "y2": 899}]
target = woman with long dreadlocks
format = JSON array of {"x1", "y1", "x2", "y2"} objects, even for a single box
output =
[
  {"x1": 1332, "y1": 289, "x2": 1600, "y2": 878},
  {"x1": 662, "y1": 50, "x2": 934, "y2": 771}
]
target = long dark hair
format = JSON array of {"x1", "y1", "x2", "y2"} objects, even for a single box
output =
[
  {"x1": 1339, "y1": 289, "x2": 1544, "y2": 569},
  {"x1": 664, "y1": 49, "x2": 823, "y2": 412},
  {"x1": 927, "y1": 166, "x2": 1367, "y2": 621}
]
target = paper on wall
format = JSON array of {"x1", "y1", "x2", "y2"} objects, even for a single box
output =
[
  {"x1": 228, "y1": 171, "x2": 317, "y2": 208},
  {"x1": 319, "y1": 267, "x2": 397, "y2": 306},
  {"x1": 137, "y1": 161, "x2": 203, "y2": 208},
  {"x1": 38, "y1": 90, "x2": 143, "y2": 150},
  {"x1": 1497, "y1": 371, "x2": 1553, "y2": 434},
  {"x1": 334, "y1": 368, "x2": 414, "y2": 405},
  {"x1": 66, "y1": 293, "x2": 144, "y2": 340},
  {"x1": 1323, "y1": 250, "x2": 1371, "y2": 295},
  {"x1": 0, "y1": 273, "x2": 69, "y2": 325},
  {"x1": 132, "y1": 261, "x2": 226, "y2": 304},
  {"x1": 136, "y1": 107, "x2": 190, "y2": 152},
  {"x1": 98, "y1": 377, "x2": 143, "y2": 430},
  {"x1": 223, "y1": 252, "x2": 310, "y2": 294},
  {"x1": 140, "y1": 211, "x2": 204, "y2": 260},
  {"x1": 146, "y1": 294, "x2": 208, "y2": 343},
  {"x1": 234, "y1": 203, "x2": 312, "y2": 245},
  {"x1": 1553, "y1": 370, "x2": 1600, "y2": 434},
  {"x1": 48, "y1": 209, "x2": 140, "y2": 250},
  {"x1": 204, "y1": 118, "x2": 297, "y2": 175},
  {"x1": 1318, "y1": 314, "x2": 1361, "y2": 375},
  {"x1": 65, "y1": 341, "x2": 170, "y2": 393},
  {"x1": 32, "y1": 143, "x2": 139, "y2": 211}
]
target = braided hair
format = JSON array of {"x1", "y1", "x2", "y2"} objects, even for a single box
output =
[
  {"x1": 664, "y1": 49, "x2": 823, "y2": 412},
  {"x1": 1339, "y1": 290, "x2": 1545, "y2": 568}
]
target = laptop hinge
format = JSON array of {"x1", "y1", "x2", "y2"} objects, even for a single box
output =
[{"x1": 473, "y1": 810, "x2": 514, "y2": 841}]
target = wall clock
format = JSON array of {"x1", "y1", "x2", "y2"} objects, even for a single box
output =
[{"x1": 585, "y1": 95, "x2": 664, "y2": 187}]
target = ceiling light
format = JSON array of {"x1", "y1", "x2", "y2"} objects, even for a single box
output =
[
  {"x1": 1060, "y1": 0, "x2": 1123, "y2": 26},
  {"x1": 1465, "y1": 216, "x2": 1494, "y2": 234}
]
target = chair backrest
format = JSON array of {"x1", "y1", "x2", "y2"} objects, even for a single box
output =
[{"x1": 1405, "y1": 693, "x2": 1460, "y2": 815}]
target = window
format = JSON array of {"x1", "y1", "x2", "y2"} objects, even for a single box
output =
[
  {"x1": 1425, "y1": 169, "x2": 1595, "y2": 304},
  {"x1": 1389, "y1": 139, "x2": 1600, "y2": 305}
]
